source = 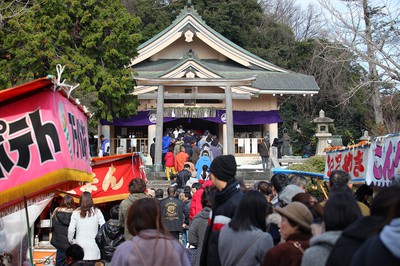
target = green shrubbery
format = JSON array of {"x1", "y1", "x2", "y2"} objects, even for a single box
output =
[{"x1": 287, "y1": 155, "x2": 328, "y2": 201}]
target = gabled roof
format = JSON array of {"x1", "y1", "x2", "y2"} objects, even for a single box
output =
[
  {"x1": 132, "y1": 58, "x2": 258, "y2": 95},
  {"x1": 129, "y1": 6, "x2": 288, "y2": 72},
  {"x1": 134, "y1": 59, "x2": 319, "y2": 94}
]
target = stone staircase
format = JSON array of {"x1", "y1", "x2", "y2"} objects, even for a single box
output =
[
  {"x1": 144, "y1": 153, "x2": 308, "y2": 192},
  {"x1": 145, "y1": 168, "x2": 270, "y2": 192}
]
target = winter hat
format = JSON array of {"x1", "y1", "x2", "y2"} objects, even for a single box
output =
[
  {"x1": 275, "y1": 202, "x2": 313, "y2": 232},
  {"x1": 209, "y1": 155, "x2": 237, "y2": 182},
  {"x1": 279, "y1": 184, "x2": 304, "y2": 205}
]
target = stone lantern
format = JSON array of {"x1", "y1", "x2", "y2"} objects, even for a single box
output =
[{"x1": 313, "y1": 110, "x2": 334, "y2": 155}]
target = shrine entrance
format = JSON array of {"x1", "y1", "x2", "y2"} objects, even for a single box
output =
[{"x1": 164, "y1": 118, "x2": 220, "y2": 137}]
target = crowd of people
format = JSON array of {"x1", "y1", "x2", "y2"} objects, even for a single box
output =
[
  {"x1": 149, "y1": 127, "x2": 224, "y2": 181},
  {"x1": 50, "y1": 148, "x2": 400, "y2": 266}
]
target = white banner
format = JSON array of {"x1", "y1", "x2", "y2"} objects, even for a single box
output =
[
  {"x1": 366, "y1": 135, "x2": 400, "y2": 187},
  {"x1": 324, "y1": 146, "x2": 370, "y2": 182},
  {"x1": 251, "y1": 138, "x2": 258, "y2": 154},
  {"x1": 324, "y1": 134, "x2": 400, "y2": 187},
  {"x1": 0, "y1": 195, "x2": 53, "y2": 252}
]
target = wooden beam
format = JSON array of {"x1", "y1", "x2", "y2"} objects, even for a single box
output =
[
  {"x1": 135, "y1": 77, "x2": 256, "y2": 87},
  {"x1": 138, "y1": 93, "x2": 252, "y2": 100},
  {"x1": 225, "y1": 85, "x2": 235, "y2": 155},
  {"x1": 154, "y1": 85, "x2": 164, "y2": 172}
]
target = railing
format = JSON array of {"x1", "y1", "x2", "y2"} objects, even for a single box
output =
[
  {"x1": 234, "y1": 138, "x2": 263, "y2": 155},
  {"x1": 110, "y1": 138, "x2": 149, "y2": 155},
  {"x1": 107, "y1": 137, "x2": 264, "y2": 156}
]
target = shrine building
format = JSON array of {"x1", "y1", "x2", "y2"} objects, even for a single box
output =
[{"x1": 100, "y1": 4, "x2": 320, "y2": 169}]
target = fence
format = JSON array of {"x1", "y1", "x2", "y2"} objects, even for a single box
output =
[{"x1": 108, "y1": 138, "x2": 264, "y2": 156}]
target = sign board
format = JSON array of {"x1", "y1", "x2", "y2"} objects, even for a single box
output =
[
  {"x1": 366, "y1": 135, "x2": 400, "y2": 187},
  {"x1": 324, "y1": 135, "x2": 400, "y2": 187},
  {"x1": 0, "y1": 78, "x2": 92, "y2": 210},
  {"x1": 66, "y1": 153, "x2": 147, "y2": 204}
]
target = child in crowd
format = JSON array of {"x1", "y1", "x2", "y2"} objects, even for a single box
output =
[
  {"x1": 95, "y1": 205, "x2": 125, "y2": 264},
  {"x1": 164, "y1": 147, "x2": 176, "y2": 181}
]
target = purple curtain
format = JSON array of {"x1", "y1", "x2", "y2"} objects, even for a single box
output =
[
  {"x1": 201, "y1": 110, "x2": 282, "y2": 125},
  {"x1": 101, "y1": 110, "x2": 282, "y2": 126},
  {"x1": 100, "y1": 111, "x2": 178, "y2": 126}
]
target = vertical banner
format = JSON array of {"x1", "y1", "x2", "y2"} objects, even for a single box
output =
[
  {"x1": 244, "y1": 139, "x2": 251, "y2": 154},
  {"x1": 251, "y1": 138, "x2": 258, "y2": 154},
  {"x1": 366, "y1": 135, "x2": 400, "y2": 187}
]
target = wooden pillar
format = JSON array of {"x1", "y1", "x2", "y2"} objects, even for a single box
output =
[
  {"x1": 154, "y1": 85, "x2": 164, "y2": 172},
  {"x1": 225, "y1": 85, "x2": 234, "y2": 155}
]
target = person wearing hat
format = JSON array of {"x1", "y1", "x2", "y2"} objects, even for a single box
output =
[
  {"x1": 200, "y1": 155, "x2": 243, "y2": 266},
  {"x1": 263, "y1": 202, "x2": 313, "y2": 266}
]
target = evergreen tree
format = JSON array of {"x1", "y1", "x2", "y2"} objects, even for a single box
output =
[{"x1": 0, "y1": 0, "x2": 142, "y2": 121}]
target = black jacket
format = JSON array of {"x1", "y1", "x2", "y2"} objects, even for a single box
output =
[
  {"x1": 177, "y1": 169, "x2": 191, "y2": 189},
  {"x1": 200, "y1": 180, "x2": 243, "y2": 266},
  {"x1": 326, "y1": 215, "x2": 385, "y2": 266},
  {"x1": 95, "y1": 219, "x2": 125, "y2": 262},
  {"x1": 150, "y1": 143, "x2": 155, "y2": 159},
  {"x1": 50, "y1": 207, "x2": 73, "y2": 250},
  {"x1": 159, "y1": 195, "x2": 185, "y2": 232}
]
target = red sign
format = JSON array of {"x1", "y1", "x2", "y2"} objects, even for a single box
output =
[{"x1": 66, "y1": 154, "x2": 146, "y2": 204}]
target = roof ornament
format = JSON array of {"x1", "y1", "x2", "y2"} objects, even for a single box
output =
[
  {"x1": 185, "y1": 30, "x2": 194, "y2": 42},
  {"x1": 52, "y1": 64, "x2": 80, "y2": 99},
  {"x1": 187, "y1": 0, "x2": 192, "y2": 7}
]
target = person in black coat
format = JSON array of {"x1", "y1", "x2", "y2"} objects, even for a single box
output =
[
  {"x1": 200, "y1": 155, "x2": 243, "y2": 266},
  {"x1": 350, "y1": 186, "x2": 400, "y2": 266},
  {"x1": 159, "y1": 186, "x2": 186, "y2": 240},
  {"x1": 51, "y1": 195, "x2": 75, "y2": 266},
  {"x1": 176, "y1": 164, "x2": 192, "y2": 191},
  {"x1": 95, "y1": 205, "x2": 125, "y2": 263},
  {"x1": 150, "y1": 138, "x2": 156, "y2": 165},
  {"x1": 326, "y1": 186, "x2": 400, "y2": 266}
]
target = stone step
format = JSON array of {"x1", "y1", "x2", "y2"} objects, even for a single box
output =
[
  {"x1": 145, "y1": 174, "x2": 267, "y2": 192},
  {"x1": 145, "y1": 169, "x2": 270, "y2": 180}
]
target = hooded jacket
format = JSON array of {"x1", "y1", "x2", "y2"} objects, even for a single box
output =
[
  {"x1": 219, "y1": 226, "x2": 274, "y2": 266},
  {"x1": 188, "y1": 207, "x2": 211, "y2": 266},
  {"x1": 119, "y1": 193, "x2": 149, "y2": 240},
  {"x1": 95, "y1": 219, "x2": 124, "y2": 262},
  {"x1": 326, "y1": 215, "x2": 384, "y2": 266},
  {"x1": 350, "y1": 217, "x2": 400, "y2": 266},
  {"x1": 301, "y1": 230, "x2": 342, "y2": 266},
  {"x1": 190, "y1": 180, "x2": 213, "y2": 220},
  {"x1": 111, "y1": 229, "x2": 190, "y2": 266},
  {"x1": 195, "y1": 155, "x2": 211, "y2": 180},
  {"x1": 162, "y1": 135, "x2": 171, "y2": 153},
  {"x1": 51, "y1": 207, "x2": 74, "y2": 250}
]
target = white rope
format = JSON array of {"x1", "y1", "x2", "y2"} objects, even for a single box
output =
[{"x1": 52, "y1": 64, "x2": 80, "y2": 99}]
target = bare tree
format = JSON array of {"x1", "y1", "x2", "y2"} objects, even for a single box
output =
[
  {"x1": 317, "y1": 0, "x2": 400, "y2": 128},
  {"x1": 0, "y1": 0, "x2": 32, "y2": 29},
  {"x1": 260, "y1": 0, "x2": 326, "y2": 40}
]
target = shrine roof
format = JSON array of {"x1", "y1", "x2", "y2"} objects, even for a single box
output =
[{"x1": 133, "y1": 59, "x2": 319, "y2": 93}]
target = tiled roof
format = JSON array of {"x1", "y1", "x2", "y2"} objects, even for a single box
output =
[{"x1": 133, "y1": 59, "x2": 319, "y2": 92}]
